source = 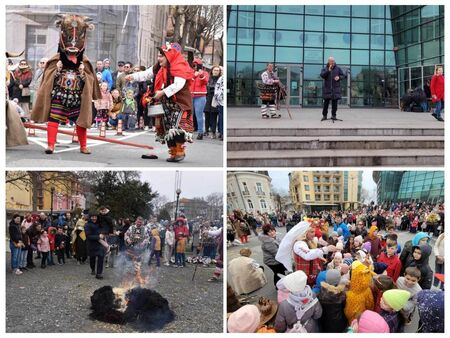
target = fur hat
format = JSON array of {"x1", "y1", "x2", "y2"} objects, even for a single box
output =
[
  {"x1": 283, "y1": 270, "x2": 307, "y2": 293},
  {"x1": 256, "y1": 297, "x2": 278, "y2": 326},
  {"x1": 228, "y1": 304, "x2": 260, "y2": 333},
  {"x1": 382, "y1": 289, "x2": 411, "y2": 311},
  {"x1": 357, "y1": 310, "x2": 390, "y2": 333},
  {"x1": 326, "y1": 269, "x2": 341, "y2": 286},
  {"x1": 331, "y1": 231, "x2": 339, "y2": 238}
]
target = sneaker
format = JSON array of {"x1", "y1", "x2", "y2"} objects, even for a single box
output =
[
  {"x1": 57, "y1": 263, "x2": 63, "y2": 265},
  {"x1": 95, "y1": 274, "x2": 103, "y2": 280},
  {"x1": 164, "y1": 263, "x2": 170, "y2": 266},
  {"x1": 105, "y1": 264, "x2": 109, "y2": 268},
  {"x1": 321, "y1": 117, "x2": 327, "y2": 121},
  {"x1": 196, "y1": 133, "x2": 203, "y2": 140},
  {"x1": 15, "y1": 269, "x2": 23, "y2": 275},
  {"x1": 91, "y1": 270, "x2": 95, "y2": 275},
  {"x1": 144, "y1": 126, "x2": 149, "y2": 131}
]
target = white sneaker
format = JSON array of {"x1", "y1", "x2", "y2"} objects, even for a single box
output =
[
  {"x1": 164, "y1": 263, "x2": 170, "y2": 266},
  {"x1": 144, "y1": 126, "x2": 149, "y2": 131},
  {"x1": 15, "y1": 269, "x2": 23, "y2": 275}
]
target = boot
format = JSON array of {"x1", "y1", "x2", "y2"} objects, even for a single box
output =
[
  {"x1": 166, "y1": 146, "x2": 177, "y2": 162},
  {"x1": 174, "y1": 143, "x2": 186, "y2": 162},
  {"x1": 76, "y1": 125, "x2": 91, "y2": 154},
  {"x1": 45, "y1": 121, "x2": 59, "y2": 154}
]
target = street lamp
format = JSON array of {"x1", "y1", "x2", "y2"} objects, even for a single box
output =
[{"x1": 174, "y1": 188, "x2": 181, "y2": 220}]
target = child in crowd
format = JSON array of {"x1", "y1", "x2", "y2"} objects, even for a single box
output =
[
  {"x1": 94, "y1": 81, "x2": 113, "y2": 128},
  {"x1": 344, "y1": 235, "x2": 355, "y2": 255},
  {"x1": 372, "y1": 275, "x2": 396, "y2": 313},
  {"x1": 54, "y1": 227, "x2": 66, "y2": 265},
  {"x1": 175, "y1": 234, "x2": 187, "y2": 267},
  {"x1": 345, "y1": 260, "x2": 375, "y2": 323},
  {"x1": 348, "y1": 310, "x2": 390, "y2": 333},
  {"x1": 353, "y1": 235, "x2": 363, "y2": 252},
  {"x1": 19, "y1": 225, "x2": 29, "y2": 271},
  {"x1": 148, "y1": 228, "x2": 161, "y2": 267},
  {"x1": 318, "y1": 269, "x2": 347, "y2": 333},
  {"x1": 403, "y1": 245, "x2": 433, "y2": 289},
  {"x1": 327, "y1": 252, "x2": 343, "y2": 270},
  {"x1": 379, "y1": 289, "x2": 410, "y2": 333},
  {"x1": 396, "y1": 267, "x2": 422, "y2": 324},
  {"x1": 274, "y1": 270, "x2": 322, "y2": 333},
  {"x1": 37, "y1": 230, "x2": 50, "y2": 268},
  {"x1": 120, "y1": 89, "x2": 137, "y2": 130},
  {"x1": 108, "y1": 88, "x2": 123, "y2": 129},
  {"x1": 377, "y1": 239, "x2": 402, "y2": 282},
  {"x1": 164, "y1": 225, "x2": 174, "y2": 266}
]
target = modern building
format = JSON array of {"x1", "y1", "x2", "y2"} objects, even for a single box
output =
[
  {"x1": 227, "y1": 171, "x2": 275, "y2": 214},
  {"x1": 373, "y1": 171, "x2": 444, "y2": 204},
  {"x1": 5, "y1": 5, "x2": 168, "y2": 73},
  {"x1": 289, "y1": 171, "x2": 362, "y2": 212},
  {"x1": 227, "y1": 5, "x2": 444, "y2": 108},
  {"x1": 165, "y1": 197, "x2": 222, "y2": 221}
]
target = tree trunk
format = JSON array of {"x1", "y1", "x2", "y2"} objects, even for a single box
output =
[{"x1": 29, "y1": 172, "x2": 40, "y2": 212}]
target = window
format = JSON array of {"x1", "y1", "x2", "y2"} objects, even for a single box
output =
[
  {"x1": 247, "y1": 199, "x2": 254, "y2": 209},
  {"x1": 303, "y1": 175, "x2": 309, "y2": 182},
  {"x1": 256, "y1": 182, "x2": 263, "y2": 193},
  {"x1": 260, "y1": 199, "x2": 267, "y2": 209},
  {"x1": 314, "y1": 185, "x2": 321, "y2": 192},
  {"x1": 242, "y1": 182, "x2": 250, "y2": 195},
  {"x1": 315, "y1": 195, "x2": 321, "y2": 201},
  {"x1": 304, "y1": 185, "x2": 310, "y2": 191},
  {"x1": 305, "y1": 194, "x2": 310, "y2": 200}
]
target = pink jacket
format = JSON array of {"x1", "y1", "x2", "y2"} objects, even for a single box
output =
[
  {"x1": 94, "y1": 91, "x2": 113, "y2": 110},
  {"x1": 37, "y1": 236, "x2": 50, "y2": 253}
]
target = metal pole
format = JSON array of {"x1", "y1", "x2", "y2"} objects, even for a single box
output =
[{"x1": 50, "y1": 187, "x2": 54, "y2": 219}]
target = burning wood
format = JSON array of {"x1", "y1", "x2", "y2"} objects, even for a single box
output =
[{"x1": 90, "y1": 285, "x2": 175, "y2": 331}]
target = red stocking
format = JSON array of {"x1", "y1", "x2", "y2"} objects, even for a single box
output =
[
  {"x1": 76, "y1": 125, "x2": 87, "y2": 148},
  {"x1": 47, "y1": 121, "x2": 59, "y2": 149}
]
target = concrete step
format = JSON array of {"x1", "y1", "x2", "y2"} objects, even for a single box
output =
[
  {"x1": 227, "y1": 148, "x2": 444, "y2": 167},
  {"x1": 228, "y1": 128, "x2": 444, "y2": 137},
  {"x1": 227, "y1": 136, "x2": 444, "y2": 151}
]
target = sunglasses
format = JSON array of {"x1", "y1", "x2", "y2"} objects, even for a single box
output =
[{"x1": 19, "y1": 63, "x2": 27, "y2": 65}]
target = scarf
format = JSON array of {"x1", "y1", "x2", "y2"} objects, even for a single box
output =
[
  {"x1": 287, "y1": 285, "x2": 314, "y2": 319},
  {"x1": 124, "y1": 97, "x2": 136, "y2": 111}
]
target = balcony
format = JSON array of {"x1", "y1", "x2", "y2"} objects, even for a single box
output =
[{"x1": 242, "y1": 190, "x2": 250, "y2": 196}]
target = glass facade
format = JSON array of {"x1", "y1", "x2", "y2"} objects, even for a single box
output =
[
  {"x1": 227, "y1": 5, "x2": 444, "y2": 108},
  {"x1": 374, "y1": 171, "x2": 444, "y2": 203}
]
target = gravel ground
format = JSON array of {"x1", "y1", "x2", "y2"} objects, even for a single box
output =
[{"x1": 6, "y1": 253, "x2": 223, "y2": 333}]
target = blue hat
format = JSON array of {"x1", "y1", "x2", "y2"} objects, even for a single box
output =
[{"x1": 373, "y1": 262, "x2": 388, "y2": 274}]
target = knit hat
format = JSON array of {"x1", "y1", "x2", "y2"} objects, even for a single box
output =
[
  {"x1": 356, "y1": 250, "x2": 367, "y2": 261},
  {"x1": 239, "y1": 248, "x2": 252, "y2": 257},
  {"x1": 326, "y1": 269, "x2": 341, "y2": 286},
  {"x1": 357, "y1": 310, "x2": 390, "y2": 333},
  {"x1": 333, "y1": 252, "x2": 343, "y2": 260},
  {"x1": 354, "y1": 235, "x2": 363, "y2": 245},
  {"x1": 336, "y1": 242, "x2": 344, "y2": 251},
  {"x1": 373, "y1": 262, "x2": 388, "y2": 275},
  {"x1": 337, "y1": 227, "x2": 343, "y2": 235},
  {"x1": 382, "y1": 289, "x2": 411, "y2": 311},
  {"x1": 228, "y1": 304, "x2": 260, "y2": 333},
  {"x1": 362, "y1": 241, "x2": 372, "y2": 253},
  {"x1": 343, "y1": 257, "x2": 353, "y2": 266},
  {"x1": 331, "y1": 231, "x2": 338, "y2": 237},
  {"x1": 283, "y1": 270, "x2": 307, "y2": 293},
  {"x1": 339, "y1": 263, "x2": 350, "y2": 275}
]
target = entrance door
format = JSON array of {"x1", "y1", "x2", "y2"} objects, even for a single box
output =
[
  {"x1": 398, "y1": 65, "x2": 440, "y2": 108},
  {"x1": 275, "y1": 64, "x2": 303, "y2": 106}
]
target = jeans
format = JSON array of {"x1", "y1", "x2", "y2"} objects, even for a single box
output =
[
  {"x1": 175, "y1": 252, "x2": 185, "y2": 267},
  {"x1": 9, "y1": 241, "x2": 21, "y2": 271},
  {"x1": 218, "y1": 105, "x2": 223, "y2": 135},
  {"x1": 193, "y1": 96, "x2": 206, "y2": 134},
  {"x1": 56, "y1": 249, "x2": 65, "y2": 264},
  {"x1": 19, "y1": 249, "x2": 28, "y2": 268},
  {"x1": 435, "y1": 100, "x2": 444, "y2": 118},
  {"x1": 164, "y1": 245, "x2": 173, "y2": 263},
  {"x1": 41, "y1": 252, "x2": 49, "y2": 267},
  {"x1": 47, "y1": 250, "x2": 54, "y2": 265}
]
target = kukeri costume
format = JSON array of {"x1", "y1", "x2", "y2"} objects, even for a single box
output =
[
  {"x1": 130, "y1": 42, "x2": 194, "y2": 162},
  {"x1": 258, "y1": 70, "x2": 284, "y2": 118},
  {"x1": 31, "y1": 14, "x2": 101, "y2": 154}
]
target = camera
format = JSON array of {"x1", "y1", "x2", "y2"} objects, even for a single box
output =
[{"x1": 196, "y1": 63, "x2": 202, "y2": 71}]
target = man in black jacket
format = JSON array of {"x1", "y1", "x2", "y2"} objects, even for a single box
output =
[
  {"x1": 85, "y1": 212, "x2": 106, "y2": 279},
  {"x1": 320, "y1": 56, "x2": 346, "y2": 121}
]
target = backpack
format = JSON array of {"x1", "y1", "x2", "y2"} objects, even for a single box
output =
[{"x1": 286, "y1": 298, "x2": 318, "y2": 333}]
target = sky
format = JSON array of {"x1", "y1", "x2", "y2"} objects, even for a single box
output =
[
  {"x1": 268, "y1": 170, "x2": 377, "y2": 199},
  {"x1": 139, "y1": 171, "x2": 223, "y2": 201}
]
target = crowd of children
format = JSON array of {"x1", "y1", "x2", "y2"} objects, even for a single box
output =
[{"x1": 227, "y1": 202, "x2": 444, "y2": 333}]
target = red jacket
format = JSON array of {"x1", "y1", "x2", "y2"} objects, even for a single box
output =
[
  {"x1": 47, "y1": 226, "x2": 56, "y2": 251},
  {"x1": 174, "y1": 225, "x2": 189, "y2": 241},
  {"x1": 190, "y1": 70, "x2": 209, "y2": 97},
  {"x1": 377, "y1": 251, "x2": 402, "y2": 282},
  {"x1": 431, "y1": 74, "x2": 444, "y2": 101}
]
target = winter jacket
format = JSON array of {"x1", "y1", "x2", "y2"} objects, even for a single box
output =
[
  {"x1": 98, "y1": 211, "x2": 114, "y2": 234},
  {"x1": 430, "y1": 74, "x2": 444, "y2": 101},
  {"x1": 204, "y1": 75, "x2": 219, "y2": 113},
  {"x1": 317, "y1": 282, "x2": 347, "y2": 332},
  {"x1": 228, "y1": 256, "x2": 267, "y2": 295},
  {"x1": 258, "y1": 233, "x2": 281, "y2": 266},
  {"x1": 8, "y1": 220, "x2": 22, "y2": 244},
  {"x1": 37, "y1": 236, "x2": 50, "y2": 253},
  {"x1": 11, "y1": 67, "x2": 33, "y2": 103},
  {"x1": 55, "y1": 233, "x2": 66, "y2": 249},
  {"x1": 165, "y1": 230, "x2": 175, "y2": 246},
  {"x1": 85, "y1": 220, "x2": 105, "y2": 256},
  {"x1": 403, "y1": 245, "x2": 433, "y2": 289},
  {"x1": 274, "y1": 297, "x2": 322, "y2": 333},
  {"x1": 380, "y1": 309, "x2": 403, "y2": 333},
  {"x1": 94, "y1": 90, "x2": 113, "y2": 110},
  {"x1": 47, "y1": 226, "x2": 56, "y2": 251},
  {"x1": 400, "y1": 232, "x2": 430, "y2": 272},
  {"x1": 190, "y1": 70, "x2": 208, "y2": 97},
  {"x1": 416, "y1": 290, "x2": 444, "y2": 333},
  {"x1": 364, "y1": 236, "x2": 382, "y2": 259},
  {"x1": 377, "y1": 251, "x2": 402, "y2": 282},
  {"x1": 333, "y1": 222, "x2": 350, "y2": 241},
  {"x1": 320, "y1": 64, "x2": 346, "y2": 100}
]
